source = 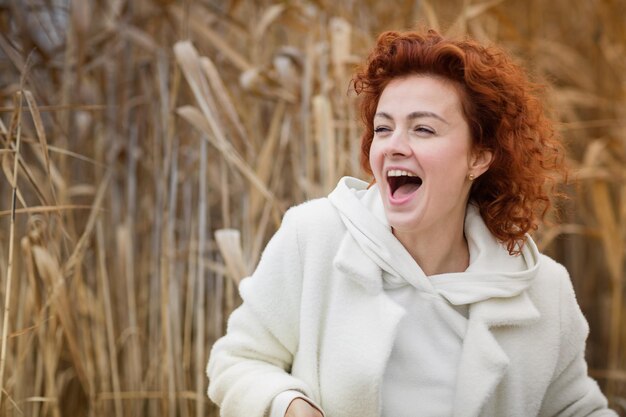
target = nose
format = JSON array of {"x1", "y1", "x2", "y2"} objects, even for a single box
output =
[{"x1": 382, "y1": 129, "x2": 411, "y2": 158}]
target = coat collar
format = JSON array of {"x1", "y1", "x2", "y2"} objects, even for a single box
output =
[{"x1": 332, "y1": 227, "x2": 542, "y2": 417}]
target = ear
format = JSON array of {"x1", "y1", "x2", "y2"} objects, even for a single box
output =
[{"x1": 469, "y1": 148, "x2": 493, "y2": 178}]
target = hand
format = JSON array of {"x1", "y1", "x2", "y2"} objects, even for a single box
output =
[{"x1": 285, "y1": 398, "x2": 323, "y2": 417}]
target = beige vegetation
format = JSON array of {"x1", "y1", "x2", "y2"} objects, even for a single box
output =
[{"x1": 0, "y1": 0, "x2": 624, "y2": 415}]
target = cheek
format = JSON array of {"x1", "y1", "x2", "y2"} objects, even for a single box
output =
[
  {"x1": 423, "y1": 147, "x2": 471, "y2": 181},
  {"x1": 430, "y1": 143, "x2": 471, "y2": 165},
  {"x1": 368, "y1": 143, "x2": 383, "y2": 173}
]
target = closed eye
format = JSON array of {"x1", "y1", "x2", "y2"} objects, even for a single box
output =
[
  {"x1": 374, "y1": 126, "x2": 392, "y2": 134},
  {"x1": 414, "y1": 125, "x2": 435, "y2": 135}
]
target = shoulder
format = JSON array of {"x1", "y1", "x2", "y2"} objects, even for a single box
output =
[
  {"x1": 531, "y1": 254, "x2": 589, "y2": 340},
  {"x1": 261, "y1": 197, "x2": 347, "y2": 267},
  {"x1": 240, "y1": 198, "x2": 342, "y2": 299},
  {"x1": 538, "y1": 254, "x2": 568, "y2": 275},
  {"x1": 531, "y1": 254, "x2": 572, "y2": 295},
  {"x1": 535, "y1": 255, "x2": 581, "y2": 304},
  {"x1": 282, "y1": 197, "x2": 345, "y2": 238}
]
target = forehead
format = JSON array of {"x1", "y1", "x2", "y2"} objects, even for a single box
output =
[{"x1": 376, "y1": 75, "x2": 464, "y2": 117}]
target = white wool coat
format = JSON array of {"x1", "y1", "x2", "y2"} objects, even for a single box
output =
[{"x1": 207, "y1": 180, "x2": 615, "y2": 417}]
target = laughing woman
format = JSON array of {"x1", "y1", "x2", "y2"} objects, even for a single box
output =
[{"x1": 207, "y1": 30, "x2": 616, "y2": 417}]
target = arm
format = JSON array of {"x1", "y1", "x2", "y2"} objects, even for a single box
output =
[
  {"x1": 207, "y1": 209, "x2": 319, "y2": 417},
  {"x1": 538, "y1": 266, "x2": 617, "y2": 416}
]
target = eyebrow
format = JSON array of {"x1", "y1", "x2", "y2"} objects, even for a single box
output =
[{"x1": 375, "y1": 111, "x2": 449, "y2": 125}]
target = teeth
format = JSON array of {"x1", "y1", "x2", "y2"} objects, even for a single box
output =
[{"x1": 387, "y1": 169, "x2": 418, "y2": 177}]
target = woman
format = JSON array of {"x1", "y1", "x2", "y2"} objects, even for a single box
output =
[{"x1": 207, "y1": 30, "x2": 616, "y2": 417}]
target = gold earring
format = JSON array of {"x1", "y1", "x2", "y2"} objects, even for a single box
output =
[{"x1": 468, "y1": 173, "x2": 475, "y2": 181}]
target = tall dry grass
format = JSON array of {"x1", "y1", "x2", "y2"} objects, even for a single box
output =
[{"x1": 0, "y1": 0, "x2": 624, "y2": 415}]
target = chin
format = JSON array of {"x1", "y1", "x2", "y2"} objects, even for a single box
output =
[{"x1": 386, "y1": 213, "x2": 425, "y2": 234}]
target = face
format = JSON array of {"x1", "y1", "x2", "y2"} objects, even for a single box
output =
[{"x1": 369, "y1": 75, "x2": 491, "y2": 238}]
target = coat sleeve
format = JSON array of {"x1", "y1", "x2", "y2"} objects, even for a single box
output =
[
  {"x1": 538, "y1": 265, "x2": 617, "y2": 417},
  {"x1": 207, "y1": 208, "x2": 315, "y2": 417}
]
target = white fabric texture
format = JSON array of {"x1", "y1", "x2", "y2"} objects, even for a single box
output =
[{"x1": 207, "y1": 176, "x2": 616, "y2": 417}]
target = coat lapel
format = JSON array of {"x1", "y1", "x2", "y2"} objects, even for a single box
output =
[
  {"x1": 453, "y1": 291, "x2": 540, "y2": 417},
  {"x1": 327, "y1": 232, "x2": 405, "y2": 417},
  {"x1": 333, "y1": 232, "x2": 384, "y2": 295}
]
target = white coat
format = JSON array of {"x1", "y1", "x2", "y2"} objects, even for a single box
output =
[{"x1": 207, "y1": 177, "x2": 615, "y2": 417}]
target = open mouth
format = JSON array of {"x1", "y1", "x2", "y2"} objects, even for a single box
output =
[{"x1": 387, "y1": 170, "x2": 423, "y2": 199}]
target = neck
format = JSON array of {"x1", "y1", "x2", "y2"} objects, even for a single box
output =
[{"x1": 393, "y1": 215, "x2": 470, "y2": 276}]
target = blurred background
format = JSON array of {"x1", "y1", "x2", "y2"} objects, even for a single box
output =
[{"x1": 0, "y1": 0, "x2": 624, "y2": 415}]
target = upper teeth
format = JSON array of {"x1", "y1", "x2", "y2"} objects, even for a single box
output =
[{"x1": 387, "y1": 169, "x2": 418, "y2": 177}]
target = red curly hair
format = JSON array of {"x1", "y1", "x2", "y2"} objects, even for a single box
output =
[{"x1": 352, "y1": 30, "x2": 565, "y2": 255}]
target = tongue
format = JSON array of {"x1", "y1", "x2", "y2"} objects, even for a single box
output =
[{"x1": 394, "y1": 183, "x2": 420, "y2": 198}]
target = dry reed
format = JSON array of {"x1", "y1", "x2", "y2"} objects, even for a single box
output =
[{"x1": 0, "y1": 0, "x2": 624, "y2": 415}]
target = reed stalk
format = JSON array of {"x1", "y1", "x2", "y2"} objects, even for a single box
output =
[{"x1": 0, "y1": 90, "x2": 24, "y2": 412}]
